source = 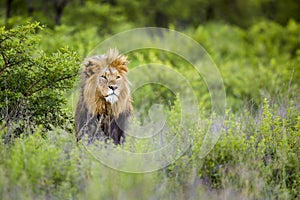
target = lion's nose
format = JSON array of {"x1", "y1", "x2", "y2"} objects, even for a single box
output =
[{"x1": 108, "y1": 85, "x2": 118, "y2": 91}]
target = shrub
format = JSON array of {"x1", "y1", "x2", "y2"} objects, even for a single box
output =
[
  {"x1": 0, "y1": 126, "x2": 89, "y2": 199},
  {"x1": 197, "y1": 99, "x2": 300, "y2": 199},
  {"x1": 191, "y1": 21, "x2": 300, "y2": 110},
  {"x1": 0, "y1": 22, "x2": 79, "y2": 141}
]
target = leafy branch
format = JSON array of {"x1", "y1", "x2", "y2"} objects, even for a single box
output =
[
  {"x1": 0, "y1": 23, "x2": 79, "y2": 134},
  {"x1": 24, "y1": 74, "x2": 76, "y2": 97}
]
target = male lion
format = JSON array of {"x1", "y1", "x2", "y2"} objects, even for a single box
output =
[{"x1": 75, "y1": 49, "x2": 132, "y2": 145}]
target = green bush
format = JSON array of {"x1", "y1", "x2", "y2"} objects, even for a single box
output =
[
  {"x1": 0, "y1": 126, "x2": 90, "y2": 199},
  {"x1": 63, "y1": 1, "x2": 134, "y2": 35},
  {"x1": 190, "y1": 20, "x2": 300, "y2": 110},
  {"x1": 0, "y1": 23, "x2": 79, "y2": 141},
  {"x1": 197, "y1": 99, "x2": 300, "y2": 199},
  {"x1": 1, "y1": 98, "x2": 299, "y2": 199}
]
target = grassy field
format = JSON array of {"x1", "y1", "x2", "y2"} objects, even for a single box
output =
[{"x1": 1, "y1": 19, "x2": 300, "y2": 199}]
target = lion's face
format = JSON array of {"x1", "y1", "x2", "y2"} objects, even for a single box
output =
[
  {"x1": 98, "y1": 67, "x2": 124, "y2": 104},
  {"x1": 80, "y1": 49, "x2": 132, "y2": 117}
]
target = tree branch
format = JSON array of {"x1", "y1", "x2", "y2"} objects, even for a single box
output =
[
  {"x1": 24, "y1": 74, "x2": 75, "y2": 97},
  {"x1": 23, "y1": 76, "x2": 45, "y2": 97},
  {"x1": 0, "y1": 54, "x2": 27, "y2": 76},
  {"x1": 0, "y1": 52, "x2": 9, "y2": 76}
]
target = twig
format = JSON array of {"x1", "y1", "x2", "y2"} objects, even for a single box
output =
[
  {"x1": 24, "y1": 74, "x2": 75, "y2": 96},
  {"x1": 0, "y1": 52, "x2": 9, "y2": 76},
  {"x1": 23, "y1": 77, "x2": 45, "y2": 97},
  {"x1": 0, "y1": 54, "x2": 27, "y2": 76}
]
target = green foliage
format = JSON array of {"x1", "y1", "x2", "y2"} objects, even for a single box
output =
[
  {"x1": 0, "y1": 2, "x2": 300, "y2": 199},
  {"x1": 2, "y1": 0, "x2": 300, "y2": 29},
  {"x1": 38, "y1": 25, "x2": 101, "y2": 58},
  {"x1": 190, "y1": 20, "x2": 300, "y2": 110},
  {"x1": 0, "y1": 126, "x2": 89, "y2": 199},
  {"x1": 111, "y1": 0, "x2": 300, "y2": 28},
  {"x1": 1, "y1": 98, "x2": 299, "y2": 199},
  {"x1": 122, "y1": 20, "x2": 300, "y2": 112},
  {"x1": 63, "y1": 1, "x2": 134, "y2": 35},
  {"x1": 0, "y1": 23, "x2": 79, "y2": 140},
  {"x1": 196, "y1": 99, "x2": 300, "y2": 199}
]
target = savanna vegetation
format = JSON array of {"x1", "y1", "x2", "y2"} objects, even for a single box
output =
[{"x1": 0, "y1": 0, "x2": 300, "y2": 199}]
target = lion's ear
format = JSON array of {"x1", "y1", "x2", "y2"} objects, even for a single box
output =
[
  {"x1": 82, "y1": 58, "x2": 96, "y2": 77},
  {"x1": 82, "y1": 55, "x2": 106, "y2": 78}
]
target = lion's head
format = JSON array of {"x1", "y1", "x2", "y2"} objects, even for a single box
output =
[{"x1": 81, "y1": 49, "x2": 132, "y2": 117}]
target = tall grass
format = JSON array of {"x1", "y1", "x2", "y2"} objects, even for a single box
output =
[{"x1": 0, "y1": 98, "x2": 299, "y2": 199}]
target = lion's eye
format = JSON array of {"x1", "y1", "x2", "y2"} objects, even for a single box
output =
[
  {"x1": 100, "y1": 75, "x2": 107, "y2": 80},
  {"x1": 116, "y1": 75, "x2": 121, "y2": 79}
]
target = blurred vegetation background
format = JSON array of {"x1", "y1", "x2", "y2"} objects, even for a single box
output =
[
  {"x1": 2, "y1": 0, "x2": 300, "y2": 28},
  {"x1": 0, "y1": 0, "x2": 300, "y2": 199}
]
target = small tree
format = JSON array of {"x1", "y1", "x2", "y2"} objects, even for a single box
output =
[{"x1": 0, "y1": 22, "x2": 79, "y2": 142}]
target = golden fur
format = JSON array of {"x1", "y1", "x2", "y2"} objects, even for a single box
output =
[
  {"x1": 82, "y1": 49, "x2": 132, "y2": 117},
  {"x1": 75, "y1": 49, "x2": 132, "y2": 144}
]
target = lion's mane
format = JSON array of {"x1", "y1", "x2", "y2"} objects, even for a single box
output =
[{"x1": 75, "y1": 49, "x2": 132, "y2": 144}]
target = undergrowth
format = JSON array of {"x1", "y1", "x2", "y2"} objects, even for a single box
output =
[{"x1": 0, "y1": 99, "x2": 299, "y2": 199}]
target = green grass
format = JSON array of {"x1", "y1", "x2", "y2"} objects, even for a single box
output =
[{"x1": 0, "y1": 99, "x2": 299, "y2": 199}]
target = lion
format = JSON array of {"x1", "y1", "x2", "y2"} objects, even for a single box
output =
[{"x1": 75, "y1": 49, "x2": 132, "y2": 145}]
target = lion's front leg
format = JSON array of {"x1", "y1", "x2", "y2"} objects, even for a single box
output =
[
  {"x1": 109, "y1": 122, "x2": 125, "y2": 145},
  {"x1": 110, "y1": 113, "x2": 130, "y2": 145}
]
